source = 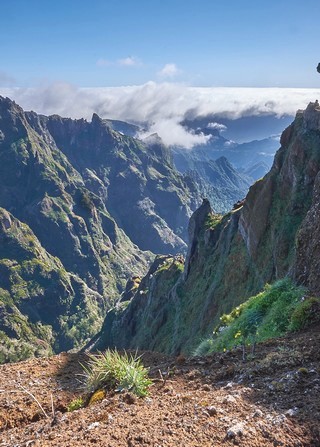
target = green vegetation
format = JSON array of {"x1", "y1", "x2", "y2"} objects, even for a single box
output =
[
  {"x1": 81, "y1": 350, "x2": 152, "y2": 397},
  {"x1": 80, "y1": 191, "x2": 94, "y2": 212},
  {"x1": 193, "y1": 279, "x2": 319, "y2": 356},
  {"x1": 289, "y1": 296, "x2": 320, "y2": 331},
  {"x1": 156, "y1": 257, "x2": 184, "y2": 274},
  {"x1": 67, "y1": 397, "x2": 84, "y2": 412},
  {"x1": 205, "y1": 212, "x2": 223, "y2": 229}
]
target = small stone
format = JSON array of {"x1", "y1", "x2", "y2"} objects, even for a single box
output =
[
  {"x1": 202, "y1": 384, "x2": 211, "y2": 391},
  {"x1": 285, "y1": 408, "x2": 298, "y2": 417},
  {"x1": 253, "y1": 409, "x2": 263, "y2": 418},
  {"x1": 88, "y1": 422, "x2": 100, "y2": 430},
  {"x1": 227, "y1": 422, "x2": 245, "y2": 439},
  {"x1": 205, "y1": 406, "x2": 217, "y2": 416}
]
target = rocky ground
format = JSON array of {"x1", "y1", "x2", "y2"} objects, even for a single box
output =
[{"x1": 1, "y1": 328, "x2": 320, "y2": 447}]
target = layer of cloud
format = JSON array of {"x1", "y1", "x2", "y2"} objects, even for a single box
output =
[
  {"x1": 157, "y1": 63, "x2": 180, "y2": 78},
  {"x1": 1, "y1": 82, "x2": 320, "y2": 147}
]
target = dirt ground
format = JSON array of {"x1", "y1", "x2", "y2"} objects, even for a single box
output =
[{"x1": 1, "y1": 328, "x2": 320, "y2": 447}]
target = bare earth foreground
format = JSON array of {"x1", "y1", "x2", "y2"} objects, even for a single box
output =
[{"x1": 1, "y1": 329, "x2": 320, "y2": 447}]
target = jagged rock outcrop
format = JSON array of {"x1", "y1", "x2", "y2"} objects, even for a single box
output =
[
  {"x1": 184, "y1": 198, "x2": 212, "y2": 278},
  {"x1": 96, "y1": 102, "x2": 320, "y2": 354},
  {"x1": 302, "y1": 100, "x2": 320, "y2": 130}
]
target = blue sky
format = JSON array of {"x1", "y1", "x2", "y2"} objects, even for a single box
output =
[{"x1": 1, "y1": 0, "x2": 320, "y2": 88}]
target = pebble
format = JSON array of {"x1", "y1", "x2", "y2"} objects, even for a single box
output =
[
  {"x1": 285, "y1": 407, "x2": 298, "y2": 417},
  {"x1": 205, "y1": 406, "x2": 217, "y2": 416},
  {"x1": 87, "y1": 422, "x2": 100, "y2": 430},
  {"x1": 227, "y1": 422, "x2": 245, "y2": 438},
  {"x1": 223, "y1": 395, "x2": 237, "y2": 404}
]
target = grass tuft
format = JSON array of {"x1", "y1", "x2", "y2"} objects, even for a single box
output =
[{"x1": 81, "y1": 349, "x2": 152, "y2": 397}]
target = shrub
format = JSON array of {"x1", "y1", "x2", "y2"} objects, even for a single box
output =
[
  {"x1": 193, "y1": 279, "x2": 307, "y2": 356},
  {"x1": 81, "y1": 350, "x2": 152, "y2": 397},
  {"x1": 289, "y1": 297, "x2": 320, "y2": 331}
]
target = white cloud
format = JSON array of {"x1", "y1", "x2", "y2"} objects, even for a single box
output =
[
  {"x1": 139, "y1": 120, "x2": 210, "y2": 148},
  {"x1": 117, "y1": 56, "x2": 141, "y2": 66},
  {"x1": 207, "y1": 122, "x2": 227, "y2": 132},
  {"x1": 158, "y1": 63, "x2": 180, "y2": 78},
  {"x1": 1, "y1": 82, "x2": 320, "y2": 148}
]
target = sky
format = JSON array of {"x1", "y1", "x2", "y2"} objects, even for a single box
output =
[
  {"x1": 1, "y1": 0, "x2": 320, "y2": 88},
  {"x1": 1, "y1": 0, "x2": 320, "y2": 146}
]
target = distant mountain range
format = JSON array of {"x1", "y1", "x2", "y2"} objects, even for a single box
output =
[{"x1": 106, "y1": 112, "x2": 286, "y2": 188}]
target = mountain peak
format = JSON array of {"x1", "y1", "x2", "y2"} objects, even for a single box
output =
[{"x1": 91, "y1": 112, "x2": 103, "y2": 125}]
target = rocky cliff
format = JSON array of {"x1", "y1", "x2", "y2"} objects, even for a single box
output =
[{"x1": 96, "y1": 101, "x2": 320, "y2": 354}]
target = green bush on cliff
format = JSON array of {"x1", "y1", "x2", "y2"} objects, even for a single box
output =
[
  {"x1": 194, "y1": 279, "x2": 309, "y2": 356},
  {"x1": 289, "y1": 297, "x2": 320, "y2": 331}
]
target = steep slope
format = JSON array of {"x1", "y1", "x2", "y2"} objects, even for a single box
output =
[
  {"x1": 96, "y1": 101, "x2": 320, "y2": 354},
  {"x1": 0, "y1": 209, "x2": 104, "y2": 362}
]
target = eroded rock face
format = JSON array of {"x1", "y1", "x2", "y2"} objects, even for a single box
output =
[
  {"x1": 96, "y1": 102, "x2": 320, "y2": 354},
  {"x1": 294, "y1": 172, "x2": 320, "y2": 295},
  {"x1": 238, "y1": 101, "x2": 320, "y2": 278}
]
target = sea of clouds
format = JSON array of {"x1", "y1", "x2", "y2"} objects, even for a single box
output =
[{"x1": 1, "y1": 82, "x2": 320, "y2": 148}]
